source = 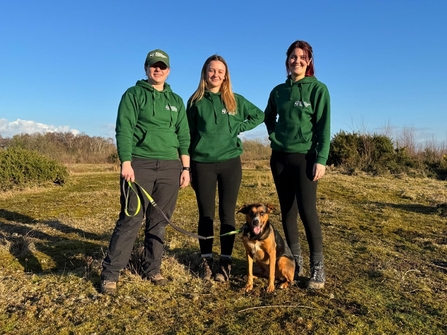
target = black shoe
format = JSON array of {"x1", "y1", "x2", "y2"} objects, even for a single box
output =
[
  {"x1": 215, "y1": 257, "x2": 231, "y2": 282},
  {"x1": 307, "y1": 261, "x2": 325, "y2": 289},
  {"x1": 199, "y1": 257, "x2": 213, "y2": 281}
]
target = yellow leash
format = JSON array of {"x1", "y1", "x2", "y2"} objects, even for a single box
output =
[{"x1": 123, "y1": 180, "x2": 214, "y2": 240}]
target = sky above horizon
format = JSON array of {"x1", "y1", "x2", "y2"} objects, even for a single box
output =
[{"x1": 1, "y1": 1, "x2": 446, "y2": 146}]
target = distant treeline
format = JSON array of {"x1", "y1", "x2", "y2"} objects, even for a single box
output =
[
  {"x1": 1, "y1": 131, "x2": 446, "y2": 179},
  {"x1": 0, "y1": 132, "x2": 117, "y2": 164}
]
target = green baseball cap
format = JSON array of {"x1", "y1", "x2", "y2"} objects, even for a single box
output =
[{"x1": 145, "y1": 49, "x2": 170, "y2": 67}]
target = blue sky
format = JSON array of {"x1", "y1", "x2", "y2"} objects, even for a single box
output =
[{"x1": 1, "y1": 0, "x2": 446, "y2": 145}]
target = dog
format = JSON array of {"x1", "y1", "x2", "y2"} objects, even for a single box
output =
[{"x1": 238, "y1": 203, "x2": 295, "y2": 293}]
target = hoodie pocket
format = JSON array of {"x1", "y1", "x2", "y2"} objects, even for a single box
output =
[
  {"x1": 193, "y1": 133, "x2": 236, "y2": 160},
  {"x1": 296, "y1": 126, "x2": 311, "y2": 142},
  {"x1": 275, "y1": 125, "x2": 310, "y2": 146}
]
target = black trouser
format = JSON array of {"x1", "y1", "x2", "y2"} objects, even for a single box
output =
[
  {"x1": 101, "y1": 158, "x2": 181, "y2": 281},
  {"x1": 191, "y1": 157, "x2": 242, "y2": 256},
  {"x1": 270, "y1": 151, "x2": 323, "y2": 263}
]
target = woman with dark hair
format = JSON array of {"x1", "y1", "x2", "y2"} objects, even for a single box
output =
[
  {"x1": 264, "y1": 40, "x2": 331, "y2": 289},
  {"x1": 187, "y1": 55, "x2": 264, "y2": 282}
]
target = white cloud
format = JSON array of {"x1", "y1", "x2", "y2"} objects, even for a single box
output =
[{"x1": 0, "y1": 119, "x2": 80, "y2": 138}]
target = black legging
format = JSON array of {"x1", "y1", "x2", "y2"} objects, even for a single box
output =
[
  {"x1": 191, "y1": 157, "x2": 242, "y2": 256},
  {"x1": 270, "y1": 151, "x2": 323, "y2": 263}
]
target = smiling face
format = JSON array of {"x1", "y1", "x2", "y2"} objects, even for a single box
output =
[
  {"x1": 287, "y1": 47, "x2": 311, "y2": 81},
  {"x1": 146, "y1": 61, "x2": 170, "y2": 87},
  {"x1": 205, "y1": 60, "x2": 226, "y2": 93}
]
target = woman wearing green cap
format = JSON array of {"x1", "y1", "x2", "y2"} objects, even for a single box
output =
[
  {"x1": 100, "y1": 49, "x2": 191, "y2": 294},
  {"x1": 187, "y1": 55, "x2": 264, "y2": 282}
]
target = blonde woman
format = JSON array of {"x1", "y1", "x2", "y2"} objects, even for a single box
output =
[{"x1": 187, "y1": 55, "x2": 264, "y2": 282}]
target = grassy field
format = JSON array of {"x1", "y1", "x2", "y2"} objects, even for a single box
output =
[{"x1": 0, "y1": 163, "x2": 446, "y2": 334}]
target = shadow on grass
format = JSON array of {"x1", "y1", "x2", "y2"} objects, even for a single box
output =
[
  {"x1": 0, "y1": 209, "x2": 101, "y2": 240},
  {"x1": 375, "y1": 202, "x2": 438, "y2": 215},
  {"x1": 0, "y1": 209, "x2": 104, "y2": 277},
  {"x1": 167, "y1": 246, "x2": 303, "y2": 293}
]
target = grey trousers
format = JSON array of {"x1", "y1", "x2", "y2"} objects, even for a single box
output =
[{"x1": 101, "y1": 158, "x2": 181, "y2": 281}]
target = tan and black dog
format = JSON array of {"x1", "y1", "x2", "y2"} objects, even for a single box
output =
[{"x1": 238, "y1": 203, "x2": 295, "y2": 293}]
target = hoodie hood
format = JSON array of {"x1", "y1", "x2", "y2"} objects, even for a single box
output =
[
  {"x1": 204, "y1": 90, "x2": 221, "y2": 125},
  {"x1": 286, "y1": 75, "x2": 317, "y2": 86},
  {"x1": 136, "y1": 79, "x2": 172, "y2": 93},
  {"x1": 135, "y1": 80, "x2": 174, "y2": 118}
]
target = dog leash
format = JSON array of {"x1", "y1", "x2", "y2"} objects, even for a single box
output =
[
  {"x1": 218, "y1": 224, "x2": 247, "y2": 237},
  {"x1": 123, "y1": 180, "x2": 213, "y2": 240}
]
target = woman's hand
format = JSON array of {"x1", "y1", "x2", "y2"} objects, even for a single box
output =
[
  {"x1": 121, "y1": 161, "x2": 135, "y2": 182},
  {"x1": 312, "y1": 163, "x2": 326, "y2": 181},
  {"x1": 180, "y1": 170, "x2": 190, "y2": 188}
]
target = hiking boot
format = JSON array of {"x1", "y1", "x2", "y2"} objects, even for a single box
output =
[
  {"x1": 294, "y1": 254, "x2": 305, "y2": 280},
  {"x1": 199, "y1": 257, "x2": 213, "y2": 281},
  {"x1": 100, "y1": 280, "x2": 117, "y2": 294},
  {"x1": 147, "y1": 273, "x2": 168, "y2": 286},
  {"x1": 307, "y1": 261, "x2": 325, "y2": 289},
  {"x1": 215, "y1": 257, "x2": 231, "y2": 282}
]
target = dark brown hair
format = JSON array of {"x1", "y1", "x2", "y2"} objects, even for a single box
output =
[{"x1": 285, "y1": 40, "x2": 315, "y2": 77}]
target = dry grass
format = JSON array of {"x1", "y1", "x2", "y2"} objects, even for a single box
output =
[{"x1": 0, "y1": 164, "x2": 446, "y2": 334}]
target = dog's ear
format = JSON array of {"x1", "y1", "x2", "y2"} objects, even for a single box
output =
[
  {"x1": 265, "y1": 204, "x2": 275, "y2": 213},
  {"x1": 237, "y1": 204, "x2": 249, "y2": 214}
]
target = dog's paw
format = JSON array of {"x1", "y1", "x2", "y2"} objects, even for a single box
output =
[
  {"x1": 278, "y1": 282, "x2": 290, "y2": 290},
  {"x1": 266, "y1": 284, "x2": 275, "y2": 293},
  {"x1": 245, "y1": 283, "x2": 254, "y2": 292}
]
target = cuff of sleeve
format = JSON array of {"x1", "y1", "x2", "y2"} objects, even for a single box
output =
[
  {"x1": 178, "y1": 148, "x2": 190, "y2": 156},
  {"x1": 316, "y1": 157, "x2": 327, "y2": 165}
]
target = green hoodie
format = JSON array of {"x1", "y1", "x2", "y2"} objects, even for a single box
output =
[
  {"x1": 187, "y1": 91, "x2": 264, "y2": 163},
  {"x1": 115, "y1": 80, "x2": 190, "y2": 162},
  {"x1": 264, "y1": 76, "x2": 331, "y2": 165}
]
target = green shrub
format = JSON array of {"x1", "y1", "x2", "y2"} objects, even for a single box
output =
[
  {"x1": 328, "y1": 131, "x2": 362, "y2": 170},
  {"x1": 328, "y1": 131, "x2": 420, "y2": 175},
  {"x1": 0, "y1": 147, "x2": 69, "y2": 190},
  {"x1": 423, "y1": 149, "x2": 447, "y2": 179}
]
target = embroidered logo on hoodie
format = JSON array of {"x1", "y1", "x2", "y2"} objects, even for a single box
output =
[
  {"x1": 166, "y1": 105, "x2": 178, "y2": 112},
  {"x1": 294, "y1": 101, "x2": 311, "y2": 107},
  {"x1": 222, "y1": 108, "x2": 236, "y2": 115}
]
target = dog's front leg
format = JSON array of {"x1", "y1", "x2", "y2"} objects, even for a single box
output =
[
  {"x1": 266, "y1": 249, "x2": 276, "y2": 293},
  {"x1": 245, "y1": 253, "x2": 254, "y2": 292}
]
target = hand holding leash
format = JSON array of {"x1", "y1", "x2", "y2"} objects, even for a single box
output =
[
  {"x1": 121, "y1": 161, "x2": 135, "y2": 182},
  {"x1": 124, "y1": 180, "x2": 213, "y2": 240}
]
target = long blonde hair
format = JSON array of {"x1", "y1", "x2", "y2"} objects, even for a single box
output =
[{"x1": 189, "y1": 55, "x2": 237, "y2": 113}]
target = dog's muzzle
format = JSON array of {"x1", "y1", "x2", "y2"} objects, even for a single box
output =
[{"x1": 251, "y1": 217, "x2": 261, "y2": 235}]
